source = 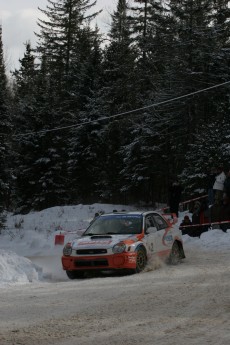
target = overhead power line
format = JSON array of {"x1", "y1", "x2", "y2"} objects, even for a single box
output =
[{"x1": 12, "y1": 80, "x2": 230, "y2": 139}]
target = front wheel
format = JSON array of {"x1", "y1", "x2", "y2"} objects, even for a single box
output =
[
  {"x1": 66, "y1": 270, "x2": 85, "y2": 279},
  {"x1": 168, "y1": 242, "x2": 181, "y2": 265},
  {"x1": 135, "y1": 247, "x2": 147, "y2": 273}
]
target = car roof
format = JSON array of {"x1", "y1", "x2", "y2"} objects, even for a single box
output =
[{"x1": 100, "y1": 210, "x2": 162, "y2": 217}]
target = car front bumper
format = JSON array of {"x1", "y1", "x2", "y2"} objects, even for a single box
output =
[{"x1": 62, "y1": 252, "x2": 138, "y2": 271}]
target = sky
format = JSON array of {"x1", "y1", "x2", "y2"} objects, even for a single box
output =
[
  {"x1": 0, "y1": 203, "x2": 229, "y2": 287},
  {"x1": 0, "y1": 0, "x2": 116, "y2": 72}
]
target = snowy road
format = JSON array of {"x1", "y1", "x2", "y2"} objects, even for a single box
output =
[{"x1": 0, "y1": 247, "x2": 230, "y2": 345}]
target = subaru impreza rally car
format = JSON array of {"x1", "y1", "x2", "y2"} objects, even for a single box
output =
[{"x1": 62, "y1": 211, "x2": 185, "y2": 279}]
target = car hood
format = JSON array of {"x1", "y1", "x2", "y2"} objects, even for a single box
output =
[{"x1": 71, "y1": 234, "x2": 139, "y2": 250}]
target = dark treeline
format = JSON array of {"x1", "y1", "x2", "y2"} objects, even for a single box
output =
[{"x1": 0, "y1": 0, "x2": 230, "y2": 214}]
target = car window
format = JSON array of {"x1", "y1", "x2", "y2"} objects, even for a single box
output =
[
  {"x1": 153, "y1": 215, "x2": 168, "y2": 230},
  {"x1": 145, "y1": 215, "x2": 155, "y2": 232}
]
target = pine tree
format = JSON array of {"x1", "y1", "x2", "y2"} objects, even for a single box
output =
[
  {"x1": 129, "y1": 0, "x2": 170, "y2": 99},
  {"x1": 209, "y1": 0, "x2": 230, "y2": 121},
  {"x1": 102, "y1": 0, "x2": 137, "y2": 113},
  {"x1": 180, "y1": 119, "x2": 230, "y2": 198},
  {"x1": 11, "y1": 42, "x2": 41, "y2": 212},
  {"x1": 0, "y1": 26, "x2": 10, "y2": 227},
  {"x1": 168, "y1": 0, "x2": 230, "y2": 186},
  {"x1": 9, "y1": 0, "x2": 103, "y2": 210},
  {"x1": 12, "y1": 42, "x2": 73, "y2": 211},
  {"x1": 66, "y1": 31, "x2": 105, "y2": 202},
  {"x1": 118, "y1": 1, "x2": 174, "y2": 204},
  {"x1": 36, "y1": 0, "x2": 101, "y2": 112},
  {"x1": 89, "y1": 0, "x2": 139, "y2": 202},
  {"x1": 169, "y1": 0, "x2": 230, "y2": 126}
]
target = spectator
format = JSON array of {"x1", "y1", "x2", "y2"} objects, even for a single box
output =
[
  {"x1": 224, "y1": 169, "x2": 230, "y2": 199},
  {"x1": 180, "y1": 215, "x2": 192, "y2": 227},
  {"x1": 206, "y1": 166, "x2": 217, "y2": 206},
  {"x1": 192, "y1": 201, "x2": 201, "y2": 225},
  {"x1": 191, "y1": 201, "x2": 209, "y2": 237},
  {"x1": 213, "y1": 166, "x2": 226, "y2": 205},
  {"x1": 219, "y1": 194, "x2": 230, "y2": 232},
  {"x1": 209, "y1": 203, "x2": 221, "y2": 229},
  {"x1": 168, "y1": 178, "x2": 183, "y2": 217},
  {"x1": 179, "y1": 215, "x2": 192, "y2": 235},
  {"x1": 191, "y1": 201, "x2": 202, "y2": 237}
]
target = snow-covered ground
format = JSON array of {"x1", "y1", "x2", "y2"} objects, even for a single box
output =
[
  {"x1": 0, "y1": 204, "x2": 230, "y2": 345},
  {"x1": 0, "y1": 203, "x2": 229, "y2": 287}
]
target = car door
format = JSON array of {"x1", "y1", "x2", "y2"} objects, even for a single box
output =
[
  {"x1": 152, "y1": 213, "x2": 172, "y2": 252},
  {"x1": 144, "y1": 214, "x2": 158, "y2": 254}
]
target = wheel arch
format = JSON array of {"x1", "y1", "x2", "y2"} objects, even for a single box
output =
[
  {"x1": 135, "y1": 243, "x2": 147, "y2": 256},
  {"x1": 134, "y1": 244, "x2": 147, "y2": 273}
]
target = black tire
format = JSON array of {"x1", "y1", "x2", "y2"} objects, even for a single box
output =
[
  {"x1": 169, "y1": 242, "x2": 181, "y2": 265},
  {"x1": 66, "y1": 270, "x2": 85, "y2": 279},
  {"x1": 135, "y1": 247, "x2": 147, "y2": 273}
]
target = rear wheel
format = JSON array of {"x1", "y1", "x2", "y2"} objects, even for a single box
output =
[
  {"x1": 169, "y1": 242, "x2": 181, "y2": 265},
  {"x1": 135, "y1": 247, "x2": 147, "y2": 273},
  {"x1": 66, "y1": 270, "x2": 85, "y2": 279}
]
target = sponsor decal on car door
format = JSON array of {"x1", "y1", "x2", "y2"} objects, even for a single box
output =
[
  {"x1": 144, "y1": 214, "x2": 158, "y2": 254},
  {"x1": 152, "y1": 214, "x2": 173, "y2": 252}
]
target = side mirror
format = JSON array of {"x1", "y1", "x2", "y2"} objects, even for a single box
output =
[{"x1": 146, "y1": 226, "x2": 157, "y2": 234}]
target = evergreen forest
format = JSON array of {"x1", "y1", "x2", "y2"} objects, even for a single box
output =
[{"x1": 0, "y1": 0, "x2": 230, "y2": 215}]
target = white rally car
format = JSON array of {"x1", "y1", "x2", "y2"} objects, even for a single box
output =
[{"x1": 62, "y1": 211, "x2": 185, "y2": 279}]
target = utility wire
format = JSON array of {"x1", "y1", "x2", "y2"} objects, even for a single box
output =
[{"x1": 12, "y1": 80, "x2": 230, "y2": 138}]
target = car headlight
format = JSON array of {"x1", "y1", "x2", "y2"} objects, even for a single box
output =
[
  {"x1": 112, "y1": 242, "x2": 126, "y2": 254},
  {"x1": 63, "y1": 243, "x2": 72, "y2": 256}
]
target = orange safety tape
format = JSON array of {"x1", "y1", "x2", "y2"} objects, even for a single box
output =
[
  {"x1": 180, "y1": 220, "x2": 230, "y2": 228},
  {"x1": 159, "y1": 194, "x2": 208, "y2": 212},
  {"x1": 180, "y1": 194, "x2": 208, "y2": 205}
]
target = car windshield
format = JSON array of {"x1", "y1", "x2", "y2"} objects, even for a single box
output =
[{"x1": 83, "y1": 214, "x2": 143, "y2": 236}]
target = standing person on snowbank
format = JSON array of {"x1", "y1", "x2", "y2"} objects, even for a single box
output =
[
  {"x1": 168, "y1": 178, "x2": 183, "y2": 217},
  {"x1": 224, "y1": 169, "x2": 230, "y2": 199},
  {"x1": 219, "y1": 194, "x2": 230, "y2": 232},
  {"x1": 213, "y1": 166, "x2": 226, "y2": 205},
  {"x1": 206, "y1": 166, "x2": 217, "y2": 206}
]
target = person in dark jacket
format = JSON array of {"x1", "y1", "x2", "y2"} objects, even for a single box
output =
[
  {"x1": 191, "y1": 201, "x2": 209, "y2": 237},
  {"x1": 168, "y1": 179, "x2": 183, "y2": 217},
  {"x1": 219, "y1": 194, "x2": 230, "y2": 232},
  {"x1": 224, "y1": 169, "x2": 230, "y2": 199},
  {"x1": 192, "y1": 201, "x2": 202, "y2": 224},
  {"x1": 179, "y1": 215, "x2": 192, "y2": 235},
  {"x1": 206, "y1": 166, "x2": 217, "y2": 206},
  {"x1": 210, "y1": 203, "x2": 221, "y2": 222}
]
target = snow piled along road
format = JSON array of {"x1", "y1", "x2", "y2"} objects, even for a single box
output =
[
  {"x1": 0, "y1": 246, "x2": 230, "y2": 345},
  {"x1": 0, "y1": 204, "x2": 229, "y2": 344}
]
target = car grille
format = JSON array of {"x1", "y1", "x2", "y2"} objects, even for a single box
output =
[
  {"x1": 76, "y1": 249, "x2": 108, "y2": 255},
  {"x1": 75, "y1": 259, "x2": 109, "y2": 267}
]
